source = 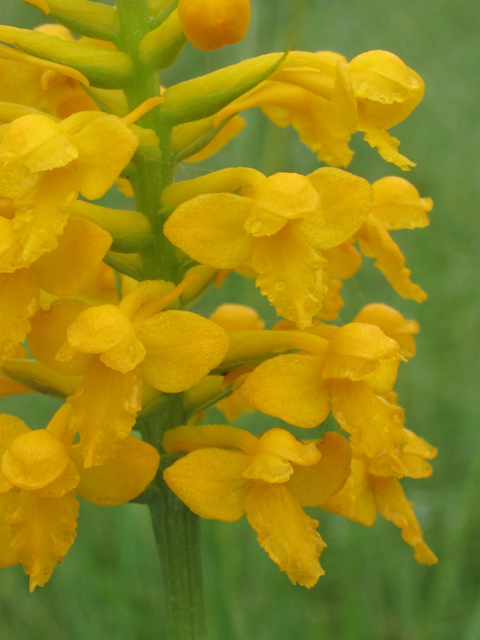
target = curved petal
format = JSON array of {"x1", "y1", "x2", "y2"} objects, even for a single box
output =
[
  {"x1": 164, "y1": 448, "x2": 250, "y2": 521},
  {"x1": 245, "y1": 482, "x2": 326, "y2": 588},
  {"x1": 164, "y1": 193, "x2": 253, "y2": 270},
  {"x1": 2, "y1": 429, "x2": 69, "y2": 490},
  {"x1": 296, "y1": 167, "x2": 372, "y2": 250},
  {"x1": 330, "y1": 379, "x2": 407, "y2": 472},
  {"x1": 33, "y1": 216, "x2": 112, "y2": 296},
  {"x1": 356, "y1": 214, "x2": 427, "y2": 302},
  {"x1": 320, "y1": 457, "x2": 376, "y2": 526},
  {"x1": 137, "y1": 310, "x2": 229, "y2": 393},
  {"x1": 371, "y1": 176, "x2": 432, "y2": 230},
  {"x1": 322, "y1": 322, "x2": 399, "y2": 382},
  {"x1": 72, "y1": 436, "x2": 160, "y2": 506},
  {"x1": 323, "y1": 242, "x2": 362, "y2": 280},
  {"x1": 0, "y1": 114, "x2": 77, "y2": 172},
  {"x1": 251, "y1": 223, "x2": 328, "y2": 329},
  {"x1": 65, "y1": 113, "x2": 139, "y2": 200},
  {"x1": 354, "y1": 303, "x2": 419, "y2": 358},
  {"x1": 239, "y1": 353, "x2": 329, "y2": 428},
  {"x1": 67, "y1": 358, "x2": 142, "y2": 468},
  {"x1": 288, "y1": 432, "x2": 352, "y2": 506},
  {"x1": 0, "y1": 414, "x2": 30, "y2": 492},
  {"x1": 8, "y1": 489, "x2": 79, "y2": 591},
  {"x1": 28, "y1": 298, "x2": 92, "y2": 377},
  {"x1": 371, "y1": 475, "x2": 437, "y2": 565},
  {"x1": 0, "y1": 169, "x2": 77, "y2": 272}
]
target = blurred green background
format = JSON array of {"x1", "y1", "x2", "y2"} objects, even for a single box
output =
[{"x1": 1, "y1": 0, "x2": 480, "y2": 638}]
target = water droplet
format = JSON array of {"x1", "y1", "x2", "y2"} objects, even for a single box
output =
[{"x1": 275, "y1": 281, "x2": 285, "y2": 292}]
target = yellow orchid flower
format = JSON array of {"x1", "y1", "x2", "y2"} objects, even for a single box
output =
[
  {"x1": 215, "y1": 50, "x2": 424, "y2": 170},
  {"x1": 0, "y1": 404, "x2": 159, "y2": 591},
  {"x1": 44, "y1": 276, "x2": 230, "y2": 466},
  {"x1": 320, "y1": 443, "x2": 437, "y2": 565},
  {"x1": 237, "y1": 321, "x2": 410, "y2": 469},
  {"x1": 355, "y1": 176, "x2": 433, "y2": 302},
  {"x1": 164, "y1": 425, "x2": 351, "y2": 587},
  {"x1": 0, "y1": 108, "x2": 138, "y2": 272},
  {"x1": 163, "y1": 167, "x2": 372, "y2": 328},
  {"x1": 178, "y1": 0, "x2": 251, "y2": 51}
]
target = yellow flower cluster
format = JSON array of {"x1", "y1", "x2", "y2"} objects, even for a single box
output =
[{"x1": 0, "y1": 0, "x2": 435, "y2": 596}]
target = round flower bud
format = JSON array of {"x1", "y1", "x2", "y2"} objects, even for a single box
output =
[{"x1": 178, "y1": 0, "x2": 251, "y2": 51}]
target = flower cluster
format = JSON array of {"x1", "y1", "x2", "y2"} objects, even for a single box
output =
[{"x1": 0, "y1": 0, "x2": 435, "y2": 594}]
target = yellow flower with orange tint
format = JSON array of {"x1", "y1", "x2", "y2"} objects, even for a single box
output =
[
  {"x1": 0, "y1": 110, "x2": 138, "y2": 272},
  {"x1": 164, "y1": 425, "x2": 351, "y2": 587},
  {"x1": 237, "y1": 321, "x2": 409, "y2": 471},
  {"x1": 320, "y1": 443, "x2": 437, "y2": 565},
  {"x1": 47, "y1": 276, "x2": 230, "y2": 466},
  {"x1": 0, "y1": 405, "x2": 159, "y2": 591},
  {"x1": 215, "y1": 49, "x2": 425, "y2": 170},
  {"x1": 355, "y1": 176, "x2": 433, "y2": 302},
  {"x1": 163, "y1": 167, "x2": 372, "y2": 328}
]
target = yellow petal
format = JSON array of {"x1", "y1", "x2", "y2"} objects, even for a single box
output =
[
  {"x1": 0, "y1": 491, "x2": 20, "y2": 568},
  {"x1": 323, "y1": 242, "x2": 362, "y2": 280},
  {"x1": 356, "y1": 214, "x2": 427, "y2": 302},
  {"x1": 243, "y1": 428, "x2": 322, "y2": 483},
  {"x1": 164, "y1": 448, "x2": 250, "y2": 521},
  {"x1": 371, "y1": 476, "x2": 437, "y2": 565},
  {"x1": 8, "y1": 489, "x2": 79, "y2": 591},
  {"x1": 0, "y1": 414, "x2": 31, "y2": 492},
  {"x1": 360, "y1": 124, "x2": 415, "y2": 171},
  {"x1": 315, "y1": 278, "x2": 344, "y2": 321},
  {"x1": 251, "y1": 223, "x2": 328, "y2": 329},
  {"x1": 354, "y1": 303, "x2": 419, "y2": 358},
  {"x1": 288, "y1": 432, "x2": 352, "y2": 506},
  {"x1": 0, "y1": 160, "x2": 38, "y2": 200},
  {"x1": 28, "y1": 298, "x2": 92, "y2": 376},
  {"x1": 245, "y1": 173, "x2": 321, "y2": 237},
  {"x1": 37, "y1": 460, "x2": 80, "y2": 498},
  {"x1": 348, "y1": 50, "x2": 425, "y2": 130},
  {"x1": 296, "y1": 167, "x2": 372, "y2": 251},
  {"x1": 67, "y1": 358, "x2": 142, "y2": 467},
  {"x1": 0, "y1": 114, "x2": 78, "y2": 172},
  {"x1": 320, "y1": 457, "x2": 376, "y2": 526},
  {"x1": 371, "y1": 176, "x2": 432, "y2": 230},
  {"x1": 2, "y1": 429, "x2": 69, "y2": 490},
  {"x1": 64, "y1": 304, "x2": 134, "y2": 355},
  {"x1": 137, "y1": 310, "x2": 229, "y2": 393},
  {"x1": 330, "y1": 379, "x2": 407, "y2": 468},
  {"x1": 0, "y1": 169, "x2": 77, "y2": 272},
  {"x1": 64, "y1": 112, "x2": 139, "y2": 200},
  {"x1": 33, "y1": 216, "x2": 112, "y2": 296},
  {"x1": 0, "y1": 270, "x2": 40, "y2": 364},
  {"x1": 238, "y1": 353, "x2": 330, "y2": 428},
  {"x1": 71, "y1": 436, "x2": 159, "y2": 506},
  {"x1": 209, "y1": 304, "x2": 265, "y2": 331},
  {"x1": 164, "y1": 423, "x2": 258, "y2": 454},
  {"x1": 245, "y1": 482, "x2": 326, "y2": 588},
  {"x1": 164, "y1": 193, "x2": 253, "y2": 269}
]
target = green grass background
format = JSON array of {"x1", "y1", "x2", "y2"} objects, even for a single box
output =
[{"x1": 1, "y1": 0, "x2": 480, "y2": 638}]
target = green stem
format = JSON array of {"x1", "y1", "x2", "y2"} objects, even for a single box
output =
[
  {"x1": 149, "y1": 477, "x2": 206, "y2": 640},
  {"x1": 115, "y1": 0, "x2": 177, "y2": 281},
  {"x1": 141, "y1": 395, "x2": 207, "y2": 640}
]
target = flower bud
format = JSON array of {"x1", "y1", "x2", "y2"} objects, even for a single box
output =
[{"x1": 178, "y1": 0, "x2": 251, "y2": 51}]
